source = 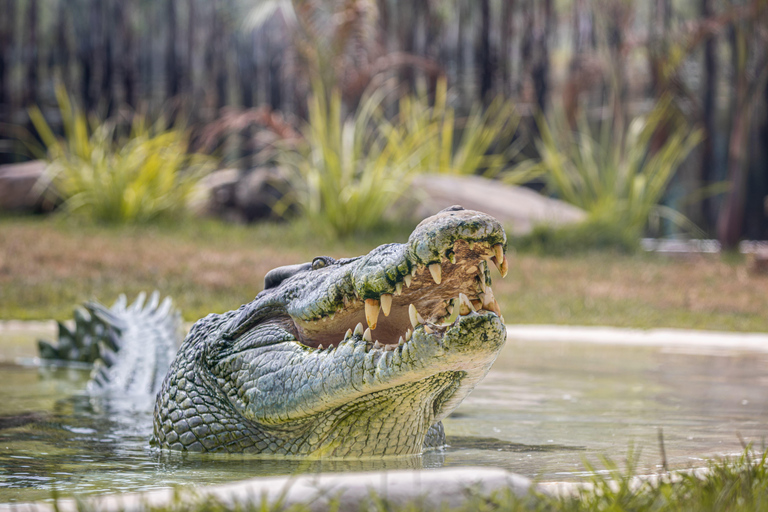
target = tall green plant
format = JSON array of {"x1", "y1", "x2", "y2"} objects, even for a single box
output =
[
  {"x1": 513, "y1": 99, "x2": 703, "y2": 238},
  {"x1": 278, "y1": 80, "x2": 524, "y2": 237},
  {"x1": 379, "y1": 79, "x2": 521, "y2": 177},
  {"x1": 29, "y1": 89, "x2": 214, "y2": 224},
  {"x1": 277, "y1": 82, "x2": 417, "y2": 237}
]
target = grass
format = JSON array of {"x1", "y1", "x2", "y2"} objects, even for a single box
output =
[{"x1": 1, "y1": 215, "x2": 766, "y2": 332}]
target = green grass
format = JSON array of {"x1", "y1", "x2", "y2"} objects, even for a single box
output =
[{"x1": 1, "y1": 215, "x2": 767, "y2": 332}]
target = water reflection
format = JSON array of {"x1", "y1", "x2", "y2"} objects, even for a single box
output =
[{"x1": 1, "y1": 335, "x2": 768, "y2": 502}]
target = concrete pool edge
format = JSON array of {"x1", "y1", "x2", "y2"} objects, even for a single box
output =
[
  {"x1": 505, "y1": 325, "x2": 768, "y2": 353},
  {"x1": 0, "y1": 467, "x2": 535, "y2": 512}
]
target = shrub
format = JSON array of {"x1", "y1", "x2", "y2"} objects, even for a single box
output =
[
  {"x1": 379, "y1": 78, "x2": 522, "y2": 177},
  {"x1": 510, "y1": 98, "x2": 703, "y2": 241},
  {"x1": 29, "y1": 89, "x2": 214, "y2": 224},
  {"x1": 278, "y1": 80, "x2": 524, "y2": 237}
]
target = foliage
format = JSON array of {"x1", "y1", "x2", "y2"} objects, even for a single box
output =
[
  {"x1": 511, "y1": 98, "x2": 703, "y2": 241},
  {"x1": 275, "y1": 81, "x2": 418, "y2": 237},
  {"x1": 28, "y1": 89, "x2": 214, "y2": 224},
  {"x1": 379, "y1": 78, "x2": 523, "y2": 178},
  {"x1": 277, "y1": 79, "x2": 523, "y2": 237}
]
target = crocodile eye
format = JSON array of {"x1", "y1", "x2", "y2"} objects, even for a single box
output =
[{"x1": 311, "y1": 256, "x2": 335, "y2": 270}]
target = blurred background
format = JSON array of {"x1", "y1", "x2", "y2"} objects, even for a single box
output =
[{"x1": 0, "y1": 0, "x2": 767, "y2": 246}]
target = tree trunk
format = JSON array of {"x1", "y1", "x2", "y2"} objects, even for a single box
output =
[
  {"x1": 23, "y1": 0, "x2": 38, "y2": 107},
  {"x1": 532, "y1": 0, "x2": 552, "y2": 112},
  {"x1": 166, "y1": 0, "x2": 179, "y2": 99},
  {"x1": 500, "y1": 0, "x2": 515, "y2": 97},
  {"x1": 717, "y1": 104, "x2": 749, "y2": 248},
  {"x1": 700, "y1": 0, "x2": 717, "y2": 230},
  {"x1": 478, "y1": 0, "x2": 492, "y2": 102},
  {"x1": 0, "y1": 0, "x2": 15, "y2": 108},
  {"x1": 117, "y1": 0, "x2": 137, "y2": 109},
  {"x1": 102, "y1": 0, "x2": 114, "y2": 116}
]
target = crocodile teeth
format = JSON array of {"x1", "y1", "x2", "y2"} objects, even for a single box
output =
[
  {"x1": 395, "y1": 282, "x2": 403, "y2": 296},
  {"x1": 344, "y1": 328, "x2": 353, "y2": 339},
  {"x1": 354, "y1": 322, "x2": 364, "y2": 336},
  {"x1": 444, "y1": 298, "x2": 460, "y2": 324},
  {"x1": 365, "y1": 299, "x2": 380, "y2": 329},
  {"x1": 404, "y1": 274, "x2": 412, "y2": 288},
  {"x1": 405, "y1": 328, "x2": 412, "y2": 341},
  {"x1": 373, "y1": 340, "x2": 382, "y2": 349},
  {"x1": 318, "y1": 344, "x2": 324, "y2": 350},
  {"x1": 398, "y1": 336, "x2": 404, "y2": 345},
  {"x1": 459, "y1": 293, "x2": 475, "y2": 315},
  {"x1": 380, "y1": 294, "x2": 393, "y2": 316},
  {"x1": 483, "y1": 287, "x2": 495, "y2": 307},
  {"x1": 424, "y1": 325, "x2": 434, "y2": 333},
  {"x1": 493, "y1": 243, "x2": 504, "y2": 263},
  {"x1": 363, "y1": 328, "x2": 373, "y2": 342},
  {"x1": 428, "y1": 263, "x2": 442, "y2": 284},
  {"x1": 500, "y1": 255, "x2": 509, "y2": 278},
  {"x1": 409, "y1": 304, "x2": 425, "y2": 328}
]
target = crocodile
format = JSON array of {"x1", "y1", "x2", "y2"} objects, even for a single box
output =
[{"x1": 41, "y1": 206, "x2": 509, "y2": 457}]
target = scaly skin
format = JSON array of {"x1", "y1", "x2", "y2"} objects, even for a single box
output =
[{"x1": 151, "y1": 206, "x2": 509, "y2": 456}]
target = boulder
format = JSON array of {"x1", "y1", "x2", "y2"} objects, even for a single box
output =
[
  {"x1": 195, "y1": 167, "x2": 294, "y2": 223},
  {"x1": 401, "y1": 174, "x2": 586, "y2": 235},
  {"x1": 0, "y1": 160, "x2": 54, "y2": 212}
]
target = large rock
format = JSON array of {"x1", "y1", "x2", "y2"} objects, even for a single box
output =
[
  {"x1": 195, "y1": 167, "x2": 293, "y2": 223},
  {"x1": 402, "y1": 174, "x2": 586, "y2": 235},
  {"x1": 0, "y1": 160, "x2": 54, "y2": 212}
]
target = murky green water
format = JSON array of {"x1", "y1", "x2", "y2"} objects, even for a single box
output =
[{"x1": 2, "y1": 325, "x2": 768, "y2": 502}]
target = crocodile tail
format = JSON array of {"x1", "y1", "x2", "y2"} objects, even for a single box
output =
[{"x1": 85, "y1": 291, "x2": 181, "y2": 397}]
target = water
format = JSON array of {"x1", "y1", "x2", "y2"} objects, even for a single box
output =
[{"x1": 2, "y1": 325, "x2": 768, "y2": 503}]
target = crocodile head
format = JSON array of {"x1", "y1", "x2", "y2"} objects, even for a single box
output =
[{"x1": 152, "y1": 207, "x2": 509, "y2": 456}]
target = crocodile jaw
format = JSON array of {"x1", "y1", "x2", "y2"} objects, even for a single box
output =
[{"x1": 153, "y1": 207, "x2": 509, "y2": 456}]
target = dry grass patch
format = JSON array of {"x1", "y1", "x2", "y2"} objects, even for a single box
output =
[{"x1": 1, "y1": 216, "x2": 767, "y2": 332}]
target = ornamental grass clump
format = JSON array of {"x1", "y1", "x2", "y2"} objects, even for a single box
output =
[
  {"x1": 278, "y1": 79, "x2": 523, "y2": 238},
  {"x1": 29, "y1": 89, "x2": 214, "y2": 224},
  {"x1": 514, "y1": 98, "x2": 703, "y2": 241},
  {"x1": 379, "y1": 78, "x2": 522, "y2": 177},
  {"x1": 276, "y1": 82, "x2": 418, "y2": 237}
]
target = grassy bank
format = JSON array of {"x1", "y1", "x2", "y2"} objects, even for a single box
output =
[{"x1": 1, "y1": 215, "x2": 767, "y2": 332}]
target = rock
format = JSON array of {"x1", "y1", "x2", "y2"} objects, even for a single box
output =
[
  {"x1": 192, "y1": 168, "x2": 241, "y2": 221},
  {"x1": 0, "y1": 160, "x2": 55, "y2": 212},
  {"x1": 748, "y1": 247, "x2": 768, "y2": 275},
  {"x1": 194, "y1": 167, "x2": 294, "y2": 223},
  {"x1": 400, "y1": 174, "x2": 586, "y2": 235},
  {"x1": 234, "y1": 166, "x2": 295, "y2": 222}
]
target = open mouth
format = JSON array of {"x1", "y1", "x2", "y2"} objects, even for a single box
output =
[{"x1": 293, "y1": 239, "x2": 509, "y2": 351}]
